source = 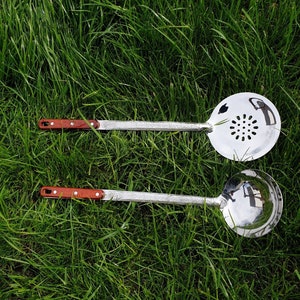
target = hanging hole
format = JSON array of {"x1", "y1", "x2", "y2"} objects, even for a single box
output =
[
  {"x1": 252, "y1": 120, "x2": 257, "y2": 124},
  {"x1": 230, "y1": 126, "x2": 235, "y2": 129},
  {"x1": 248, "y1": 115, "x2": 253, "y2": 120},
  {"x1": 243, "y1": 114, "x2": 246, "y2": 119},
  {"x1": 231, "y1": 131, "x2": 236, "y2": 135},
  {"x1": 43, "y1": 188, "x2": 52, "y2": 195},
  {"x1": 248, "y1": 135, "x2": 252, "y2": 140},
  {"x1": 252, "y1": 131, "x2": 257, "y2": 135},
  {"x1": 253, "y1": 126, "x2": 259, "y2": 129},
  {"x1": 235, "y1": 135, "x2": 240, "y2": 140},
  {"x1": 236, "y1": 116, "x2": 240, "y2": 120},
  {"x1": 241, "y1": 136, "x2": 245, "y2": 141},
  {"x1": 232, "y1": 120, "x2": 237, "y2": 124}
]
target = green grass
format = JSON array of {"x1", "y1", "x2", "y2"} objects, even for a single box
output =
[{"x1": 0, "y1": 0, "x2": 299, "y2": 299}]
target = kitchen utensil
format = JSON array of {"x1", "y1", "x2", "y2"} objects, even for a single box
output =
[{"x1": 40, "y1": 169, "x2": 283, "y2": 238}]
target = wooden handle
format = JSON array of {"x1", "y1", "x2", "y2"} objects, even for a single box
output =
[
  {"x1": 40, "y1": 186, "x2": 105, "y2": 200},
  {"x1": 38, "y1": 119, "x2": 100, "y2": 130}
]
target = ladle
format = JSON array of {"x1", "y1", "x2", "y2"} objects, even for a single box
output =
[
  {"x1": 39, "y1": 92, "x2": 281, "y2": 161},
  {"x1": 40, "y1": 169, "x2": 283, "y2": 238}
]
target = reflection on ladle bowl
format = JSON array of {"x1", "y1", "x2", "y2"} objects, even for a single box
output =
[{"x1": 221, "y1": 169, "x2": 283, "y2": 238}]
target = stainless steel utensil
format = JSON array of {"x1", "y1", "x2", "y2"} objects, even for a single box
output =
[
  {"x1": 39, "y1": 92, "x2": 281, "y2": 161},
  {"x1": 40, "y1": 169, "x2": 283, "y2": 238}
]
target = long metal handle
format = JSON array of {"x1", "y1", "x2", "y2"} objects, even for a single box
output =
[
  {"x1": 38, "y1": 119, "x2": 211, "y2": 131},
  {"x1": 40, "y1": 186, "x2": 222, "y2": 206},
  {"x1": 98, "y1": 120, "x2": 211, "y2": 131}
]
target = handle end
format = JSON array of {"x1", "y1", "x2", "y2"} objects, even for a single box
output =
[
  {"x1": 38, "y1": 119, "x2": 100, "y2": 130},
  {"x1": 40, "y1": 186, "x2": 105, "y2": 200}
]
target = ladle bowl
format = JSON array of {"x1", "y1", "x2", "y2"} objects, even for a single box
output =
[
  {"x1": 40, "y1": 169, "x2": 283, "y2": 238},
  {"x1": 220, "y1": 169, "x2": 283, "y2": 237},
  {"x1": 39, "y1": 92, "x2": 281, "y2": 161}
]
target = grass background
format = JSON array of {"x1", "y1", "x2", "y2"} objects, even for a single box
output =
[{"x1": 0, "y1": 0, "x2": 299, "y2": 299}]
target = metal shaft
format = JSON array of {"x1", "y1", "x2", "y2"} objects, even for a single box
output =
[
  {"x1": 102, "y1": 190, "x2": 223, "y2": 206},
  {"x1": 98, "y1": 120, "x2": 212, "y2": 131}
]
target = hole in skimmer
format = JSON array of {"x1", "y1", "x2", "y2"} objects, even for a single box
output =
[{"x1": 230, "y1": 115, "x2": 259, "y2": 141}]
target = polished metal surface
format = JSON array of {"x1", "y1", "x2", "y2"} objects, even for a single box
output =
[
  {"x1": 221, "y1": 169, "x2": 283, "y2": 237},
  {"x1": 207, "y1": 92, "x2": 281, "y2": 161}
]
